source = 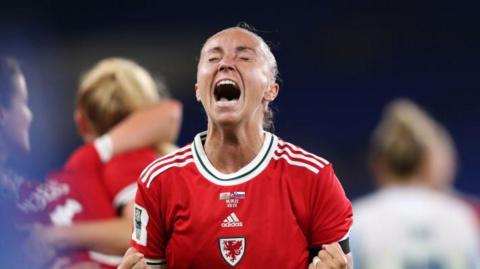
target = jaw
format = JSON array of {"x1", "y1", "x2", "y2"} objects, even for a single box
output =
[
  {"x1": 210, "y1": 100, "x2": 244, "y2": 126},
  {"x1": 209, "y1": 98, "x2": 265, "y2": 131}
]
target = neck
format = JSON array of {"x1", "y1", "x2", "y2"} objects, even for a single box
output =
[{"x1": 203, "y1": 122, "x2": 265, "y2": 174}]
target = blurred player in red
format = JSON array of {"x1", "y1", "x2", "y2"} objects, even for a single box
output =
[
  {"x1": 0, "y1": 58, "x2": 178, "y2": 268},
  {"x1": 120, "y1": 25, "x2": 353, "y2": 269},
  {"x1": 31, "y1": 58, "x2": 182, "y2": 269},
  {"x1": 0, "y1": 57, "x2": 181, "y2": 269}
]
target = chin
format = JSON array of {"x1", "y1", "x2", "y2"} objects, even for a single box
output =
[
  {"x1": 211, "y1": 111, "x2": 239, "y2": 123},
  {"x1": 17, "y1": 138, "x2": 31, "y2": 154},
  {"x1": 4, "y1": 135, "x2": 30, "y2": 155},
  {"x1": 213, "y1": 116, "x2": 242, "y2": 128}
]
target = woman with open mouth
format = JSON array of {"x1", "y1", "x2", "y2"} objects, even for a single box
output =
[{"x1": 125, "y1": 24, "x2": 353, "y2": 269}]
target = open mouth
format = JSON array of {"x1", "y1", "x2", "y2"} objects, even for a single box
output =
[{"x1": 214, "y1": 79, "x2": 241, "y2": 102}]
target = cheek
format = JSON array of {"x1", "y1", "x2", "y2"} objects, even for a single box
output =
[
  {"x1": 1, "y1": 116, "x2": 26, "y2": 152},
  {"x1": 196, "y1": 67, "x2": 214, "y2": 95},
  {"x1": 17, "y1": 107, "x2": 32, "y2": 151},
  {"x1": 246, "y1": 71, "x2": 271, "y2": 99},
  {"x1": 11, "y1": 106, "x2": 31, "y2": 136},
  {"x1": 22, "y1": 107, "x2": 32, "y2": 133},
  {"x1": 197, "y1": 64, "x2": 214, "y2": 81},
  {"x1": 248, "y1": 67, "x2": 271, "y2": 88}
]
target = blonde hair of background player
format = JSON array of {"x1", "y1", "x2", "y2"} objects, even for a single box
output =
[
  {"x1": 75, "y1": 57, "x2": 177, "y2": 155},
  {"x1": 369, "y1": 98, "x2": 457, "y2": 190},
  {"x1": 30, "y1": 58, "x2": 182, "y2": 264}
]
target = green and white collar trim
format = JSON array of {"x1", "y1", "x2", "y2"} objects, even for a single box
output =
[{"x1": 192, "y1": 131, "x2": 278, "y2": 186}]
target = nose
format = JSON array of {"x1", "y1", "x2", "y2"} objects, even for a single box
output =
[{"x1": 218, "y1": 56, "x2": 236, "y2": 72}]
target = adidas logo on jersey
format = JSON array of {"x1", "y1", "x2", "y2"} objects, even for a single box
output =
[{"x1": 221, "y1": 212, "x2": 243, "y2": 228}]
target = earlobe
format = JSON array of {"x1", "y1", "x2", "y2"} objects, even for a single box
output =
[
  {"x1": 264, "y1": 83, "x2": 279, "y2": 102},
  {"x1": 267, "y1": 92, "x2": 276, "y2": 101}
]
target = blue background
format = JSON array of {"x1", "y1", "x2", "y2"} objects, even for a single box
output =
[{"x1": 2, "y1": 0, "x2": 478, "y2": 199}]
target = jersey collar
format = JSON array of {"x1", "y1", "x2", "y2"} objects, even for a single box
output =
[{"x1": 192, "y1": 131, "x2": 277, "y2": 186}]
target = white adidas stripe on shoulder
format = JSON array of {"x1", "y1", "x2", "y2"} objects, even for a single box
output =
[
  {"x1": 146, "y1": 158, "x2": 194, "y2": 188},
  {"x1": 141, "y1": 151, "x2": 193, "y2": 184},
  {"x1": 275, "y1": 146, "x2": 325, "y2": 168},
  {"x1": 273, "y1": 154, "x2": 319, "y2": 174},
  {"x1": 140, "y1": 145, "x2": 191, "y2": 183},
  {"x1": 277, "y1": 140, "x2": 330, "y2": 165},
  {"x1": 140, "y1": 144, "x2": 190, "y2": 179}
]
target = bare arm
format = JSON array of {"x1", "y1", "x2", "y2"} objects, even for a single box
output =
[
  {"x1": 39, "y1": 202, "x2": 134, "y2": 255},
  {"x1": 36, "y1": 100, "x2": 182, "y2": 257},
  {"x1": 109, "y1": 99, "x2": 182, "y2": 156}
]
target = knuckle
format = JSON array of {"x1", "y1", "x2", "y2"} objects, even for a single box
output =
[{"x1": 318, "y1": 251, "x2": 329, "y2": 259}]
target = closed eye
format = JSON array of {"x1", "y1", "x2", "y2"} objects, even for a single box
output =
[{"x1": 208, "y1": 57, "x2": 220, "y2": 62}]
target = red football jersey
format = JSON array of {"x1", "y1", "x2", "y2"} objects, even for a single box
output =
[
  {"x1": 17, "y1": 144, "x2": 114, "y2": 226},
  {"x1": 103, "y1": 148, "x2": 158, "y2": 213},
  {"x1": 19, "y1": 144, "x2": 158, "y2": 269},
  {"x1": 64, "y1": 145, "x2": 157, "y2": 268},
  {"x1": 132, "y1": 132, "x2": 353, "y2": 269},
  {"x1": 55, "y1": 144, "x2": 115, "y2": 224},
  {"x1": 17, "y1": 144, "x2": 114, "y2": 268}
]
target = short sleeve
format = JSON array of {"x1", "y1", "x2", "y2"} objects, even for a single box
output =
[
  {"x1": 309, "y1": 164, "x2": 353, "y2": 247},
  {"x1": 131, "y1": 179, "x2": 167, "y2": 268},
  {"x1": 103, "y1": 149, "x2": 157, "y2": 211},
  {"x1": 64, "y1": 144, "x2": 102, "y2": 173}
]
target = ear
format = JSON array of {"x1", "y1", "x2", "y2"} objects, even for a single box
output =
[
  {"x1": 194, "y1": 83, "x2": 201, "y2": 102},
  {"x1": 74, "y1": 109, "x2": 92, "y2": 138},
  {"x1": 264, "y1": 82, "x2": 279, "y2": 102}
]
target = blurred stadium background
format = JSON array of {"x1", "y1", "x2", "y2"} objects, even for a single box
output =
[{"x1": 1, "y1": 0, "x2": 478, "y2": 199}]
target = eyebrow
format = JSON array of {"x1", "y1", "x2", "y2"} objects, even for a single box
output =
[{"x1": 206, "y1": 46, "x2": 223, "y2": 54}]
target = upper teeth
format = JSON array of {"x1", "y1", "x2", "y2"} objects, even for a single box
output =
[{"x1": 217, "y1": 79, "x2": 236, "y2": 86}]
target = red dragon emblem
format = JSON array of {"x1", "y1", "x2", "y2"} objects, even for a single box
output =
[{"x1": 219, "y1": 237, "x2": 246, "y2": 266}]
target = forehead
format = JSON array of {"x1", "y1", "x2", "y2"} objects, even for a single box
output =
[{"x1": 202, "y1": 29, "x2": 262, "y2": 53}]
